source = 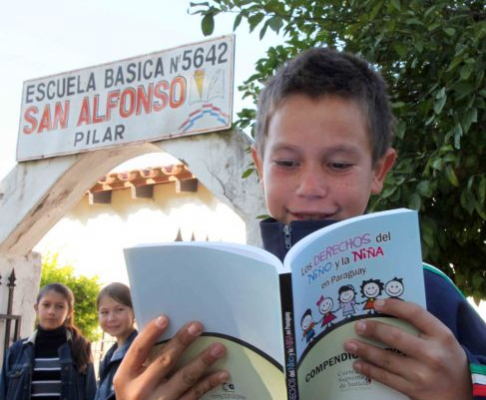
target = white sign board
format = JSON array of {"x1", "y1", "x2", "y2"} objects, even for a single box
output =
[{"x1": 16, "y1": 35, "x2": 234, "y2": 161}]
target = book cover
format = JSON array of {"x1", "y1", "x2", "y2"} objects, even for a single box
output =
[{"x1": 286, "y1": 208, "x2": 425, "y2": 399}]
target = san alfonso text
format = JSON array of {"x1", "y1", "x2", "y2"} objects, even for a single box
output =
[{"x1": 22, "y1": 77, "x2": 187, "y2": 140}]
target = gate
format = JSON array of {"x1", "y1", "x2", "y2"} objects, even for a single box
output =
[{"x1": 0, "y1": 270, "x2": 21, "y2": 354}]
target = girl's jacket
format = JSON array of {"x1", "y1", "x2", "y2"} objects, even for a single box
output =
[{"x1": 0, "y1": 330, "x2": 96, "y2": 400}]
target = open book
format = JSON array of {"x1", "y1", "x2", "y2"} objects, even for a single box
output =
[{"x1": 124, "y1": 208, "x2": 426, "y2": 400}]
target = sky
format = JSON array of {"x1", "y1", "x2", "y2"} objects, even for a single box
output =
[{"x1": 0, "y1": 0, "x2": 281, "y2": 180}]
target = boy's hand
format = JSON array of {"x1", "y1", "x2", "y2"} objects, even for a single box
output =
[
  {"x1": 114, "y1": 315, "x2": 229, "y2": 400},
  {"x1": 344, "y1": 299, "x2": 472, "y2": 400}
]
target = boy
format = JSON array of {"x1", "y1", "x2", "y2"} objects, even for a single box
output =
[{"x1": 114, "y1": 48, "x2": 486, "y2": 400}]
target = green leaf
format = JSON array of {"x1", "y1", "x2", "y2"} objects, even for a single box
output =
[
  {"x1": 201, "y1": 13, "x2": 215, "y2": 36},
  {"x1": 242, "y1": 167, "x2": 255, "y2": 178},
  {"x1": 406, "y1": 18, "x2": 422, "y2": 26},
  {"x1": 443, "y1": 153, "x2": 456, "y2": 163},
  {"x1": 394, "y1": 43, "x2": 407, "y2": 57},
  {"x1": 233, "y1": 13, "x2": 243, "y2": 31},
  {"x1": 409, "y1": 193, "x2": 421, "y2": 210},
  {"x1": 381, "y1": 185, "x2": 398, "y2": 198},
  {"x1": 422, "y1": 229, "x2": 434, "y2": 248},
  {"x1": 427, "y1": 22, "x2": 441, "y2": 31},
  {"x1": 424, "y1": 5, "x2": 437, "y2": 18},
  {"x1": 370, "y1": 1, "x2": 383, "y2": 20},
  {"x1": 473, "y1": 292, "x2": 483, "y2": 306},
  {"x1": 444, "y1": 27, "x2": 456, "y2": 36},
  {"x1": 434, "y1": 95, "x2": 447, "y2": 114},
  {"x1": 473, "y1": 272, "x2": 484, "y2": 290},
  {"x1": 462, "y1": 108, "x2": 477, "y2": 134},
  {"x1": 414, "y1": 36, "x2": 424, "y2": 53},
  {"x1": 445, "y1": 165, "x2": 460, "y2": 187},
  {"x1": 259, "y1": 20, "x2": 269, "y2": 40},
  {"x1": 425, "y1": 114, "x2": 435, "y2": 126},
  {"x1": 248, "y1": 12, "x2": 265, "y2": 33},
  {"x1": 268, "y1": 16, "x2": 283, "y2": 33},
  {"x1": 460, "y1": 64, "x2": 474, "y2": 80},
  {"x1": 417, "y1": 180, "x2": 433, "y2": 197},
  {"x1": 475, "y1": 201, "x2": 486, "y2": 220},
  {"x1": 435, "y1": 87, "x2": 446, "y2": 99},
  {"x1": 460, "y1": 190, "x2": 476, "y2": 214},
  {"x1": 446, "y1": 57, "x2": 463, "y2": 73},
  {"x1": 452, "y1": 124, "x2": 463, "y2": 149},
  {"x1": 479, "y1": 177, "x2": 486, "y2": 205},
  {"x1": 391, "y1": 0, "x2": 401, "y2": 11},
  {"x1": 422, "y1": 226, "x2": 435, "y2": 247},
  {"x1": 396, "y1": 120, "x2": 406, "y2": 139},
  {"x1": 452, "y1": 83, "x2": 475, "y2": 99}
]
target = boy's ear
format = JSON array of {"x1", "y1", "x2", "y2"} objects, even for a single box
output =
[
  {"x1": 251, "y1": 146, "x2": 264, "y2": 181},
  {"x1": 371, "y1": 148, "x2": 397, "y2": 194}
]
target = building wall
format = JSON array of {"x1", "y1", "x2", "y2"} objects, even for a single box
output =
[{"x1": 34, "y1": 181, "x2": 246, "y2": 286}]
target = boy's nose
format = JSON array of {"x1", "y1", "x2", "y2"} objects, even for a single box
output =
[{"x1": 296, "y1": 169, "x2": 328, "y2": 198}]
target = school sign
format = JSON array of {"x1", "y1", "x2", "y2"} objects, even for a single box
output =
[{"x1": 16, "y1": 35, "x2": 234, "y2": 161}]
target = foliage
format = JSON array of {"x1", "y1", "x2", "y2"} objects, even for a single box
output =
[
  {"x1": 40, "y1": 253, "x2": 102, "y2": 341},
  {"x1": 191, "y1": 0, "x2": 486, "y2": 302}
]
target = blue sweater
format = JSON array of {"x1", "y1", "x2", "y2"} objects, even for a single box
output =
[{"x1": 260, "y1": 218, "x2": 486, "y2": 399}]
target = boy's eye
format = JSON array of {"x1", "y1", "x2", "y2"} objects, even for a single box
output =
[
  {"x1": 274, "y1": 160, "x2": 299, "y2": 168},
  {"x1": 329, "y1": 162, "x2": 352, "y2": 170}
]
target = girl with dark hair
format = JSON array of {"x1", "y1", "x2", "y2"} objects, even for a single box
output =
[
  {"x1": 94, "y1": 282, "x2": 137, "y2": 400},
  {"x1": 0, "y1": 282, "x2": 96, "y2": 400}
]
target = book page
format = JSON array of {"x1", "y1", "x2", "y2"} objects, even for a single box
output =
[
  {"x1": 284, "y1": 209, "x2": 425, "y2": 400},
  {"x1": 125, "y1": 242, "x2": 287, "y2": 400}
]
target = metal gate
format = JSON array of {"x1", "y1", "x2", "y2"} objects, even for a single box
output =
[{"x1": 0, "y1": 270, "x2": 21, "y2": 355}]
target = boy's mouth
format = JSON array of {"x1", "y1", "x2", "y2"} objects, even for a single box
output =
[{"x1": 291, "y1": 213, "x2": 334, "y2": 220}]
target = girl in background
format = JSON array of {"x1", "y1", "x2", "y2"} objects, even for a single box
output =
[
  {"x1": 0, "y1": 282, "x2": 96, "y2": 400},
  {"x1": 94, "y1": 282, "x2": 138, "y2": 400}
]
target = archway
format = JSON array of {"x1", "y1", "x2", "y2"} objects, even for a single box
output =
[{"x1": 0, "y1": 128, "x2": 265, "y2": 357}]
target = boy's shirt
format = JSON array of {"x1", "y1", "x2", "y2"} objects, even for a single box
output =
[{"x1": 260, "y1": 217, "x2": 486, "y2": 399}]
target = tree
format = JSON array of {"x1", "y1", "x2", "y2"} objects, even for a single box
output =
[
  {"x1": 191, "y1": 0, "x2": 486, "y2": 302},
  {"x1": 40, "y1": 253, "x2": 102, "y2": 341}
]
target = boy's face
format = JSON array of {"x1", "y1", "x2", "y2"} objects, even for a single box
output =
[{"x1": 252, "y1": 94, "x2": 396, "y2": 225}]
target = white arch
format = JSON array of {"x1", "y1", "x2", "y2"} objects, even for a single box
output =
[{"x1": 0, "y1": 130, "x2": 265, "y2": 345}]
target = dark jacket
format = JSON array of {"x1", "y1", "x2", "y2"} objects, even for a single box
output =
[
  {"x1": 0, "y1": 330, "x2": 96, "y2": 400},
  {"x1": 94, "y1": 329, "x2": 138, "y2": 400},
  {"x1": 260, "y1": 218, "x2": 486, "y2": 399}
]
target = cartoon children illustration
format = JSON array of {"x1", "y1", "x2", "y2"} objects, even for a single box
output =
[
  {"x1": 316, "y1": 295, "x2": 337, "y2": 331},
  {"x1": 360, "y1": 279, "x2": 385, "y2": 314},
  {"x1": 385, "y1": 277, "x2": 405, "y2": 300},
  {"x1": 301, "y1": 308, "x2": 316, "y2": 343},
  {"x1": 338, "y1": 284, "x2": 358, "y2": 318}
]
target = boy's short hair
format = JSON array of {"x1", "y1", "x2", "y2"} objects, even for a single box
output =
[{"x1": 255, "y1": 48, "x2": 395, "y2": 164}]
